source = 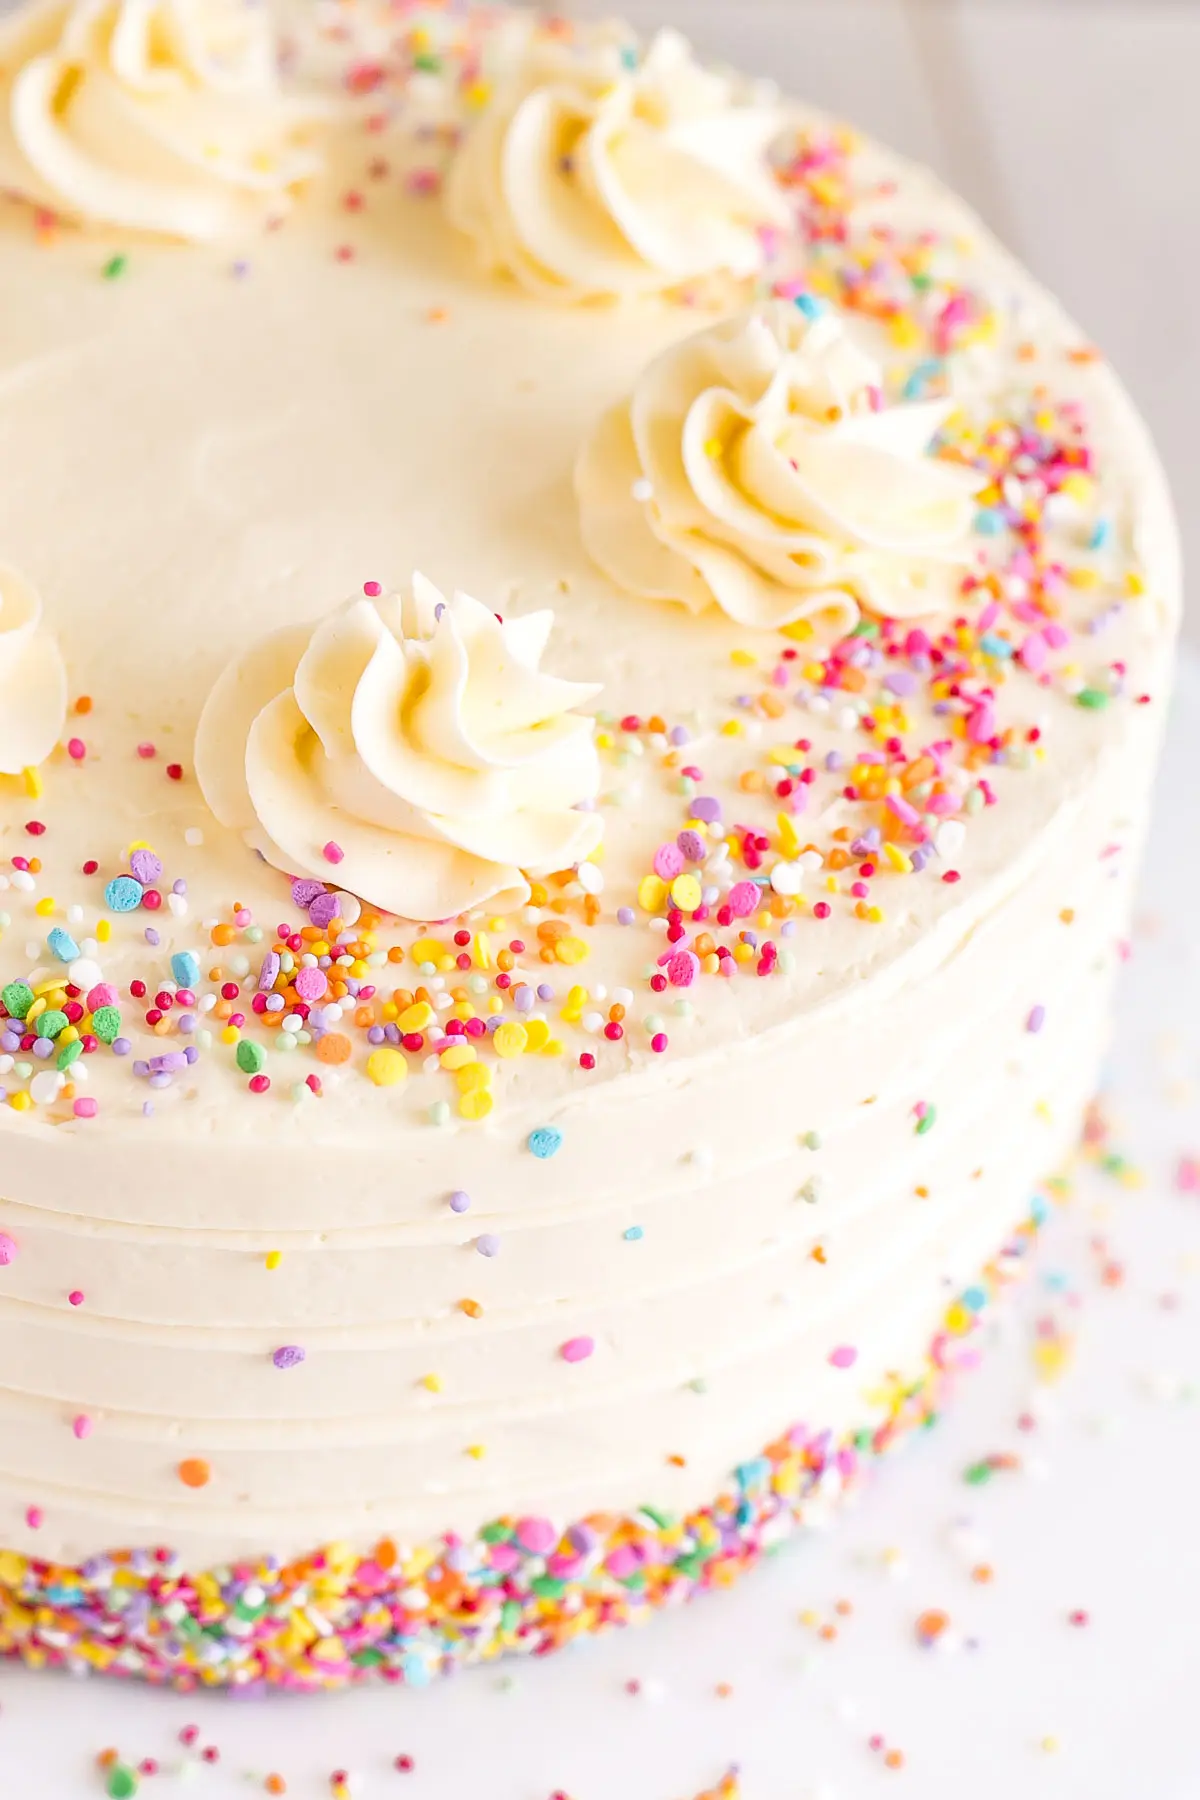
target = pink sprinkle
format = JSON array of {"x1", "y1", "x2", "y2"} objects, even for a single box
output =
[
  {"x1": 322, "y1": 841, "x2": 345, "y2": 865},
  {"x1": 515, "y1": 1516, "x2": 556, "y2": 1554},
  {"x1": 68, "y1": 1290, "x2": 84, "y2": 1307},
  {"x1": 73, "y1": 1414, "x2": 93, "y2": 1440},
  {"x1": 1176, "y1": 1157, "x2": 1200, "y2": 1193},
  {"x1": 67, "y1": 737, "x2": 86, "y2": 761},
  {"x1": 294, "y1": 967, "x2": 328, "y2": 1001},
  {"x1": 1019, "y1": 633, "x2": 1048, "y2": 672},
  {"x1": 363, "y1": 580, "x2": 382, "y2": 597},
  {"x1": 560, "y1": 1335, "x2": 595, "y2": 1364},
  {"x1": 653, "y1": 842, "x2": 685, "y2": 881},
  {"x1": 665, "y1": 951, "x2": 698, "y2": 989},
  {"x1": 727, "y1": 881, "x2": 759, "y2": 918},
  {"x1": 136, "y1": 742, "x2": 156, "y2": 759},
  {"x1": 73, "y1": 1098, "x2": 99, "y2": 1119},
  {"x1": 25, "y1": 1507, "x2": 42, "y2": 1530},
  {"x1": 828, "y1": 1345, "x2": 858, "y2": 1369},
  {"x1": 651, "y1": 1033, "x2": 668, "y2": 1053},
  {"x1": 0, "y1": 1234, "x2": 17, "y2": 1266}
]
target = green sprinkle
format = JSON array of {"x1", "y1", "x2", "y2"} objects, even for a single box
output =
[
  {"x1": 106, "y1": 1766, "x2": 139, "y2": 1799},
  {"x1": 35, "y1": 1009, "x2": 68, "y2": 1041},
  {"x1": 235, "y1": 1039, "x2": 266, "y2": 1075},
  {"x1": 964, "y1": 1460, "x2": 992, "y2": 1486},
  {"x1": 1, "y1": 981, "x2": 34, "y2": 1020},
  {"x1": 56, "y1": 1040, "x2": 82, "y2": 1072},
  {"x1": 915, "y1": 1106, "x2": 937, "y2": 1136},
  {"x1": 530, "y1": 1575, "x2": 566, "y2": 1600},
  {"x1": 429, "y1": 1100, "x2": 451, "y2": 1126},
  {"x1": 102, "y1": 253, "x2": 128, "y2": 280},
  {"x1": 802, "y1": 1129, "x2": 821, "y2": 1150},
  {"x1": 91, "y1": 1006, "x2": 121, "y2": 1044},
  {"x1": 1076, "y1": 687, "x2": 1110, "y2": 710}
]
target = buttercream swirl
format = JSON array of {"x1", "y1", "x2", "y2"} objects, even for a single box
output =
[
  {"x1": 194, "y1": 577, "x2": 604, "y2": 923},
  {"x1": 0, "y1": 565, "x2": 67, "y2": 775},
  {"x1": 445, "y1": 24, "x2": 790, "y2": 304},
  {"x1": 0, "y1": 0, "x2": 325, "y2": 241},
  {"x1": 576, "y1": 302, "x2": 985, "y2": 632}
]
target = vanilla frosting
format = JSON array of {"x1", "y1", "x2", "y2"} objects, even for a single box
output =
[
  {"x1": 445, "y1": 23, "x2": 790, "y2": 303},
  {"x1": 0, "y1": 1, "x2": 1180, "y2": 1587},
  {"x1": 0, "y1": 564, "x2": 67, "y2": 775},
  {"x1": 0, "y1": 0, "x2": 326, "y2": 240},
  {"x1": 194, "y1": 577, "x2": 603, "y2": 921},
  {"x1": 576, "y1": 303, "x2": 986, "y2": 631}
]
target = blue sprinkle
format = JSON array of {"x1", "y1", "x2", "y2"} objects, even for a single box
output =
[
  {"x1": 170, "y1": 951, "x2": 200, "y2": 990},
  {"x1": 46, "y1": 927, "x2": 80, "y2": 963},
  {"x1": 794, "y1": 293, "x2": 826, "y2": 320},
  {"x1": 902, "y1": 357, "x2": 946, "y2": 401},
  {"x1": 979, "y1": 632, "x2": 1014, "y2": 659},
  {"x1": 623, "y1": 1225, "x2": 644, "y2": 1242},
  {"x1": 104, "y1": 875, "x2": 144, "y2": 913},
  {"x1": 528, "y1": 1126, "x2": 563, "y2": 1160},
  {"x1": 961, "y1": 1285, "x2": 988, "y2": 1313},
  {"x1": 974, "y1": 508, "x2": 1005, "y2": 537},
  {"x1": 1089, "y1": 518, "x2": 1112, "y2": 551}
]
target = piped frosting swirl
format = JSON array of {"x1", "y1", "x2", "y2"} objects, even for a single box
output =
[
  {"x1": 0, "y1": 565, "x2": 67, "y2": 776},
  {"x1": 446, "y1": 24, "x2": 790, "y2": 304},
  {"x1": 576, "y1": 302, "x2": 985, "y2": 632},
  {"x1": 0, "y1": 0, "x2": 326, "y2": 240},
  {"x1": 194, "y1": 577, "x2": 604, "y2": 923}
]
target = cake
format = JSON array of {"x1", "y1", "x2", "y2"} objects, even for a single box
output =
[{"x1": 0, "y1": 0, "x2": 1178, "y2": 1691}]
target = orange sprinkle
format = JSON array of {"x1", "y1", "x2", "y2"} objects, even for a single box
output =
[
  {"x1": 884, "y1": 1749, "x2": 905, "y2": 1770},
  {"x1": 316, "y1": 1033, "x2": 352, "y2": 1065},
  {"x1": 387, "y1": 945, "x2": 405, "y2": 964},
  {"x1": 265, "y1": 1777, "x2": 287, "y2": 1796},
  {"x1": 459, "y1": 1298, "x2": 483, "y2": 1319},
  {"x1": 178, "y1": 1458, "x2": 211, "y2": 1489},
  {"x1": 211, "y1": 923, "x2": 236, "y2": 947},
  {"x1": 75, "y1": 695, "x2": 93, "y2": 715},
  {"x1": 96, "y1": 1748, "x2": 118, "y2": 1769}
]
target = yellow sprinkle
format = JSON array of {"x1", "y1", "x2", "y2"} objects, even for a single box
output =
[
  {"x1": 554, "y1": 936, "x2": 589, "y2": 965},
  {"x1": 57, "y1": 1025, "x2": 79, "y2": 1047},
  {"x1": 637, "y1": 875, "x2": 666, "y2": 912},
  {"x1": 366, "y1": 1047, "x2": 407, "y2": 1087},
  {"x1": 34, "y1": 898, "x2": 55, "y2": 917},
  {"x1": 866, "y1": 905, "x2": 885, "y2": 924},
  {"x1": 464, "y1": 78, "x2": 491, "y2": 109},
  {"x1": 704, "y1": 437, "x2": 723, "y2": 459},
  {"x1": 524, "y1": 1018, "x2": 551, "y2": 1052},
  {"x1": 882, "y1": 842, "x2": 912, "y2": 873},
  {"x1": 421, "y1": 1373, "x2": 442, "y2": 1393},
  {"x1": 670, "y1": 873, "x2": 702, "y2": 912},
  {"x1": 439, "y1": 1043, "x2": 477, "y2": 1072},
  {"x1": 542, "y1": 1038, "x2": 564, "y2": 1056},
  {"x1": 455, "y1": 1063, "x2": 491, "y2": 1094},
  {"x1": 777, "y1": 813, "x2": 802, "y2": 858},
  {"x1": 398, "y1": 1001, "x2": 434, "y2": 1033},
  {"x1": 264, "y1": 1251, "x2": 282, "y2": 1271},
  {"x1": 720, "y1": 719, "x2": 743, "y2": 737},
  {"x1": 465, "y1": 1443, "x2": 486, "y2": 1459},
  {"x1": 733, "y1": 942, "x2": 755, "y2": 965},
  {"x1": 493, "y1": 1022, "x2": 529, "y2": 1059},
  {"x1": 96, "y1": 919, "x2": 111, "y2": 943},
  {"x1": 1060, "y1": 472, "x2": 1093, "y2": 504},
  {"x1": 409, "y1": 938, "x2": 446, "y2": 965},
  {"x1": 888, "y1": 314, "x2": 922, "y2": 349},
  {"x1": 220, "y1": 1025, "x2": 240, "y2": 1045},
  {"x1": 26, "y1": 996, "x2": 48, "y2": 1021},
  {"x1": 459, "y1": 1088, "x2": 494, "y2": 1121},
  {"x1": 473, "y1": 932, "x2": 492, "y2": 969},
  {"x1": 9, "y1": 1092, "x2": 32, "y2": 1112},
  {"x1": 22, "y1": 766, "x2": 43, "y2": 799},
  {"x1": 730, "y1": 649, "x2": 757, "y2": 667},
  {"x1": 1127, "y1": 569, "x2": 1147, "y2": 596},
  {"x1": 781, "y1": 617, "x2": 814, "y2": 644}
]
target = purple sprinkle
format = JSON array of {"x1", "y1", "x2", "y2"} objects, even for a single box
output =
[
  {"x1": 616, "y1": 907, "x2": 635, "y2": 927},
  {"x1": 112, "y1": 1037, "x2": 132, "y2": 1057},
  {"x1": 0, "y1": 1032, "x2": 20, "y2": 1054},
  {"x1": 536, "y1": 984, "x2": 554, "y2": 1002},
  {"x1": 132, "y1": 1059, "x2": 149, "y2": 1077},
  {"x1": 677, "y1": 829, "x2": 707, "y2": 864},
  {"x1": 910, "y1": 843, "x2": 933, "y2": 872},
  {"x1": 258, "y1": 952, "x2": 281, "y2": 991},
  {"x1": 476, "y1": 1234, "x2": 501, "y2": 1257},
  {"x1": 449, "y1": 1190, "x2": 471, "y2": 1214},
  {"x1": 824, "y1": 751, "x2": 844, "y2": 772},
  {"x1": 144, "y1": 928, "x2": 161, "y2": 947},
  {"x1": 148, "y1": 1072, "x2": 172, "y2": 1090},
  {"x1": 290, "y1": 879, "x2": 325, "y2": 910},
  {"x1": 384, "y1": 1023, "x2": 402, "y2": 1045},
  {"x1": 32, "y1": 1038, "x2": 53, "y2": 1059},
  {"x1": 172, "y1": 879, "x2": 187, "y2": 896},
  {"x1": 690, "y1": 796, "x2": 722, "y2": 824},
  {"x1": 272, "y1": 1345, "x2": 306, "y2": 1370},
  {"x1": 514, "y1": 987, "x2": 535, "y2": 1014},
  {"x1": 183, "y1": 1045, "x2": 199, "y2": 1065},
  {"x1": 885, "y1": 670, "x2": 918, "y2": 696},
  {"x1": 309, "y1": 892, "x2": 340, "y2": 929},
  {"x1": 129, "y1": 849, "x2": 163, "y2": 885},
  {"x1": 367, "y1": 1025, "x2": 385, "y2": 1044},
  {"x1": 1027, "y1": 1004, "x2": 1046, "y2": 1034},
  {"x1": 177, "y1": 1014, "x2": 196, "y2": 1034},
  {"x1": 668, "y1": 725, "x2": 690, "y2": 746}
]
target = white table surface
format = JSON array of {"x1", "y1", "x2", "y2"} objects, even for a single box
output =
[
  {"x1": 0, "y1": 662, "x2": 1194, "y2": 1800},
  {"x1": 2, "y1": 660, "x2": 1198, "y2": 1799}
]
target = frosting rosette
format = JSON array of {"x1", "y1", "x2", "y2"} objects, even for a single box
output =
[
  {"x1": 0, "y1": 564, "x2": 67, "y2": 776},
  {"x1": 194, "y1": 578, "x2": 604, "y2": 923},
  {"x1": 445, "y1": 24, "x2": 790, "y2": 304},
  {"x1": 0, "y1": 0, "x2": 326, "y2": 241},
  {"x1": 576, "y1": 302, "x2": 986, "y2": 632}
]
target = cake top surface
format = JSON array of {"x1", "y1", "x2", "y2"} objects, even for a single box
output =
[{"x1": 0, "y1": 0, "x2": 1180, "y2": 1203}]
